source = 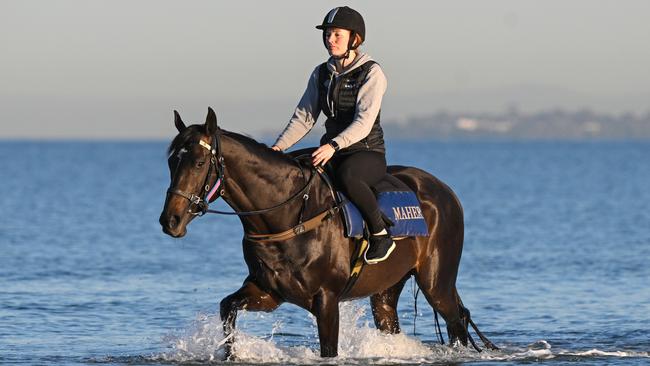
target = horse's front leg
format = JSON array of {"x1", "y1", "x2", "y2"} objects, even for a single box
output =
[
  {"x1": 219, "y1": 280, "x2": 282, "y2": 359},
  {"x1": 311, "y1": 289, "x2": 339, "y2": 357}
]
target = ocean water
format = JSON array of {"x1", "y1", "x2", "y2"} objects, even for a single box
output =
[{"x1": 1, "y1": 139, "x2": 649, "y2": 365}]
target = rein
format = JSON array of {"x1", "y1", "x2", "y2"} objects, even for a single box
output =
[
  {"x1": 166, "y1": 132, "x2": 339, "y2": 242},
  {"x1": 205, "y1": 167, "x2": 316, "y2": 217}
]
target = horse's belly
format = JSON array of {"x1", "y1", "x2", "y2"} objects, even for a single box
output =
[{"x1": 342, "y1": 239, "x2": 418, "y2": 299}]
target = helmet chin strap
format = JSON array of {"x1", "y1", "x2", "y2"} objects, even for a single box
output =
[{"x1": 332, "y1": 50, "x2": 350, "y2": 61}]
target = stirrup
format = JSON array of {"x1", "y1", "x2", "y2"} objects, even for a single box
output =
[{"x1": 364, "y1": 239, "x2": 396, "y2": 265}]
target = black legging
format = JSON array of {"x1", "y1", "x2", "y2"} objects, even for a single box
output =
[{"x1": 331, "y1": 151, "x2": 387, "y2": 234}]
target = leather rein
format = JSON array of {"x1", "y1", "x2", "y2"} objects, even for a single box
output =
[{"x1": 166, "y1": 132, "x2": 338, "y2": 242}]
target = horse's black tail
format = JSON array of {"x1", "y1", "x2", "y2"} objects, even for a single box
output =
[
  {"x1": 433, "y1": 309, "x2": 445, "y2": 345},
  {"x1": 456, "y1": 292, "x2": 499, "y2": 352}
]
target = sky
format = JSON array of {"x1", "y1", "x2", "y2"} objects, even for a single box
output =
[{"x1": 1, "y1": 0, "x2": 649, "y2": 139}]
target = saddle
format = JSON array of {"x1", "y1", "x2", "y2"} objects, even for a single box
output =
[{"x1": 289, "y1": 148, "x2": 429, "y2": 239}]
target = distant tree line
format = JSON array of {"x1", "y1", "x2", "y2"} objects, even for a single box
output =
[{"x1": 383, "y1": 108, "x2": 650, "y2": 140}]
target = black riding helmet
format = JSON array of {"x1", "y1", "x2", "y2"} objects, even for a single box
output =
[{"x1": 315, "y1": 6, "x2": 365, "y2": 59}]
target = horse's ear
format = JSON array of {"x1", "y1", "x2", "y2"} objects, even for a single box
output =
[
  {"x1": 174, "y1": 110, "x2": 186, "y2": 133},
  {"x1": 205, "y1": 107, "x2": 218, "y2": 135}
]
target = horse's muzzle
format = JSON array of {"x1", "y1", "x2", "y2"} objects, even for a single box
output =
[{"x1": 159, "y1": 213, "x2": 187, "y2": 238}]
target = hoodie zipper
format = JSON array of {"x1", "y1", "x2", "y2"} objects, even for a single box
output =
[{"x1": 326, "y1": 72, "x2": 336, "y2": 119}]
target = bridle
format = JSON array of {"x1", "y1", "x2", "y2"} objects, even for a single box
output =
[
  {"x1": 166, "y1": 130, "x2": 317, "y2": 218},
  {"x1": 166, "y1": 132, "x2": 225, "y2": 217}
]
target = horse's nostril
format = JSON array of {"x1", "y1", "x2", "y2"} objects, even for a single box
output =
[{"x1": 168, "y1": 215, "x2": 179, "y2": 229}]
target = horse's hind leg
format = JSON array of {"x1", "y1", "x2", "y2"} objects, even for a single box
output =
[
  {"x1": 429, "y1": 290, "x2": 468, "y2": 347},
  {"x1": 370, "y1": 274, "x2": 410, "y2": 334},
  {"x1": 414, "y1": 264, "x2": 469, "y2": 347},
  {"x1": 220, "y1": 279, "x2": 282, "y2": 359},
  {"x1": 456, "y1": 290, "x2": 499, "y2": 350}
]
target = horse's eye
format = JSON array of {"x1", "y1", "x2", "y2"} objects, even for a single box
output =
[{"x1": 196, "y1": 161, "x2": 205, "y2": 168}]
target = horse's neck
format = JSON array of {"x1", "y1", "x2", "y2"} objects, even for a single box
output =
[{"x1": 220, "y1": 135, "x2": 309, "y2": 233}]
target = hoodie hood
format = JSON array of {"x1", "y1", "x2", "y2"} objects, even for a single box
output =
[{"x1": 326, "y1": 52, "x2": 374, "y2": 77}]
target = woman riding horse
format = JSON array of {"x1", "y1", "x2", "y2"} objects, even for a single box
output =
[
  {"x1": 159, "y1": 6, "x2": 498, "y2": 358},
  {"x1": 272, "y1": 6, "x2": 394, "y2": 264}
]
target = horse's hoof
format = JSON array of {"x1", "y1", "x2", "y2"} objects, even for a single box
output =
[{"x1": 222, "y1": 345, "x2": 235, "y2": 361}]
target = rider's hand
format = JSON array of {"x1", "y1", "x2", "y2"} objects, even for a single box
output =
[
  {"x1": 271, "y1": 145, "x2": 282, "y2": 152},
  {"x1": 311, "y1": 143, "x2": 335, "y2": 166}
]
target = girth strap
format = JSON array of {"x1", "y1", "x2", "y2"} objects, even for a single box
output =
[
  {"x1": 244, "y1": 207, "x2": 339, "y2": 243},
  {"x1": 338, "y1": 238, "x2": 368, "y2": 299}
]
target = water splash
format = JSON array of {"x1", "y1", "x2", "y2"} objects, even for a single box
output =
[
  {"x1": 157, "y1": 302, "x2": 649, "y2": 364},
  {"x1": 160, "y1": 312, "x2": 229, "y2": 362},
  {"x1": 561, "y1": 349, "x2": 650, "y2": 358},
  {"x1": 335, "y1": 302, "x2": 442, "y2": 362}
]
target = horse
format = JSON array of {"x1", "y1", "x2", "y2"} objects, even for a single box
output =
[{"x1": 159, "y1": 108, "x2": 497, "y2": 358}]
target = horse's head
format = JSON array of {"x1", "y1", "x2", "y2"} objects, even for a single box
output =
[{"x1": 159, "y1": 107, "x2": 221, "y2": 237}]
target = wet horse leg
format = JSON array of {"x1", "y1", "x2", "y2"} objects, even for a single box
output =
[
  {"x1": 219, "y1": 280, "x2": 282, "y2": 359},
  {"x1": 415, "y1": 266, "x2": 468, "y2": 347},
  {"x1": 310, "y1": 289, "x2": 339, "y2": 357},
  {"x1": 370, "y1": 274, "x2": 410, "y2": 334},
  {"x1": 436, "y1": 288, "x2": 469, "y2": 347}
]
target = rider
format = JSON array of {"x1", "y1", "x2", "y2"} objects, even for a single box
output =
[{"x1": 272, "y1": 6, "x2": 394, "y2": 264}]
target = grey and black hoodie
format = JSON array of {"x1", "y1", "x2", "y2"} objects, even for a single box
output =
[{"x1": 273, "y1": 52, "x2": 387, "y2": 151}]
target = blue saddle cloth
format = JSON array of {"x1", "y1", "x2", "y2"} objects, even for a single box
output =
[{"x1": 337, "y1": 174, "x2": 429, "y2": 238}]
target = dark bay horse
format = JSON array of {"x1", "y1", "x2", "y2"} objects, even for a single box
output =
[{"x1": 159, "y1": 108, "x2": 496, "y2": 357}]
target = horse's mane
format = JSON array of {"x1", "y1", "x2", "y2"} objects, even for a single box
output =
[
  {"x1": 220, "y1": 129, "x2": 299, "y2": 165},
  {"x1": 167, "y1": 125, "x2": 295, "y2": 165}
]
